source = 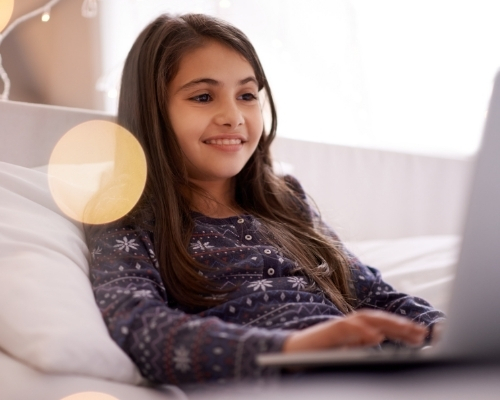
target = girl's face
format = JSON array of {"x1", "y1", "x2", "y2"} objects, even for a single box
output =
[{"x1": 167, "y1": 40, "x2": 264, "y2": 186}]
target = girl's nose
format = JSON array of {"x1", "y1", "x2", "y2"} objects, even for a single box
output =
[{"x1": 214, "y1": 99, "x2": 244, "y2": 128}]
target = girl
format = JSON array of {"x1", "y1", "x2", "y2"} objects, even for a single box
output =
[{"x1": 86, "y1": 13, "x2": 444, "y2": 385}]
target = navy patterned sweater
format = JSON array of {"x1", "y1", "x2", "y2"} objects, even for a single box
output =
[{"x1": 87, "y1": 183, "x2": 445, "y2": 385}]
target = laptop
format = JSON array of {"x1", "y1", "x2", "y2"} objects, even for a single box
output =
[{"x1": 257, "y1": 70, "x2": 500, "y2": 369}]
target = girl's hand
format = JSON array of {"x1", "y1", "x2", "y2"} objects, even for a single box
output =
[{"x1": 282, "y1": 310, "x2": 427, "y2": 353}]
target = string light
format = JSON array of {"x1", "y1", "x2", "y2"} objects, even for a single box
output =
[
  {"x1": 95, "y1": 61, "x2": 123, "y2": 106},
  {"x1": 41, "y1": 9, "x2": 51, "y2": 22}
]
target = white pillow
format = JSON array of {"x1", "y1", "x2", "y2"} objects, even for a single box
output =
[{"x1": 0, "y1": 161, "x2": 142, "y2": 384}]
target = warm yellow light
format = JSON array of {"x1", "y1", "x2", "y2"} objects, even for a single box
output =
[
  {"x1": 0, "y1": 0, "x2": 15, "y2": 32},
  {"x1": 48, "y1": 120, "x2": 147, "y2": 225},
  {"x1": 41, "y1": 11, "x2": 50, "y2": 22},
  {"x1": 60, "y1": 392, "x2": 120, "y2": 400}
]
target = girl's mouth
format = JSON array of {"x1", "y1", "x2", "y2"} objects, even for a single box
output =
[{"x1": 204, "y1": 139, "x2": 243, "y2": 145}]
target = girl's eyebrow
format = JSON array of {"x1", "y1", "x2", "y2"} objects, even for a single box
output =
[{"x1": 177, "y1": 76, "x2": 258, "y2": 92}]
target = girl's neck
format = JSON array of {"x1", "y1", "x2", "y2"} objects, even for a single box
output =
[{"x1": 189, "y1": 178, "x2": 243, "y2": 218}]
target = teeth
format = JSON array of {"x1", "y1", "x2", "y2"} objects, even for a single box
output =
[{"x1": 205, "y1": 139, "x2": 242, "y2": 145}]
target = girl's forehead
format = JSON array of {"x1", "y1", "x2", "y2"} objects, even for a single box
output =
[
  {"x1": 172, "y1": 41, "x2": 256, "y2": 85},
  {"x1": 180, "y1": 40, "x2": 248, "y2": 63}
]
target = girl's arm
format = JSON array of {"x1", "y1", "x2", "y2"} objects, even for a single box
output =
[
  {"x1": 284, "y1": 175, "x2": 445, "y2": 342},
  {"x1": 87, "y1": 221, "x2": 289, "y2": 385},
  {"x1": 348, "y1": 259, "x2": 445, "y2": 337}
]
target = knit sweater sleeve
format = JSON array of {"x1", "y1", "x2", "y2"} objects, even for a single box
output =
[
  {"x1": 283, "y1": 175, "x2": 445, "y2": 336},
  {"x1": 348, "y1": 258, "x2": 446, "y2": 335},
  {"x1": 86, "y1": 221, "x2": 289, "y2": 385}
]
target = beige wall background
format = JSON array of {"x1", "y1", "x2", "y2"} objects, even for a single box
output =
[{"x1": 1, "y1": 0, "x2": 104, "y2": 110}]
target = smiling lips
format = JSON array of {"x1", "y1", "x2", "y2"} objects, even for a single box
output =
[
  {"x1": 202, "y1": 135, "x2": 247, "y2": 152},
  {"x1": 204, "y1": 138, "x2": 243, "y2": 145}
]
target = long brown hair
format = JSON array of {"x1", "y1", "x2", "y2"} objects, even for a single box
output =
[{"x1": 116, "y1": 13, "x2": 355, "y2": 313}]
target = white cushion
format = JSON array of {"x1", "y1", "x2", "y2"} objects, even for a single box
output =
[{"x1": 0, "y1": 161, "x2": 142, "y2": 384}]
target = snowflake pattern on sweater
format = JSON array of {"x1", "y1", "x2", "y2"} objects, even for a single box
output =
[{"x1": 87, "y1": 193, "x2": 445, "y2": 385}]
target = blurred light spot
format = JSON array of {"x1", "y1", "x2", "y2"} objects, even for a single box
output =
[
  {"x1": 48, "y1": 120, "x2": 147, "y2": 225},
  {"x1": 219, "y1": 0, "x2": 231, "y2": 9},
  {"x1": 60, "y1": 392, "x2": 120, "y2": 400},
  {"x1": 107, "y1": 88, "x2": 118, "y2": 98},
  {"x1": 41, "y1": 10, "x2": 50, "y2": 22},
  {"x1": 272, "y1": 38, "x2": 283, "y2": 49},
  {"x1": 358, "y1": 109, "x2": 369, "y2": 120},
  {"x1": 0, "y1": 0, "x2": 15, "y2": 32}
]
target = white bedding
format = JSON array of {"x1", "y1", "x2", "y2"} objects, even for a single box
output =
[
  {"x1": 0, "y1": 162, "x2": 458, "y2": 385},
  {"x1": 0, "y1": 350, "x2": 186, "y2": 400},
  {"x1": 0, "y1": 101, "x2": 463, "y2": 398}
]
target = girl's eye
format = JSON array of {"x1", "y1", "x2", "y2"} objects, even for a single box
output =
[
  {"x1": 239, "y1": 93, "x2": 257, "y2": 101},
  {"x1": 191, "y1": 93, "x2": 212, "y2": 103}
]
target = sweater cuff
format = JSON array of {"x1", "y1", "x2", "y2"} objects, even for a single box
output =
[{"x1": 234, "y1": 328, "x2": 290, "y2": 381}]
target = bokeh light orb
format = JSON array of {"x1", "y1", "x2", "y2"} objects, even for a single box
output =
[
  {"x1": 0, "y1": 0, "x2": 15, "y2": 32},
  {"x1": 60, "y1": 392, "x2": 120, "y2": 400},
  {"x1": 48, "y1": 120, "x2": 147, "y2": 225}
]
